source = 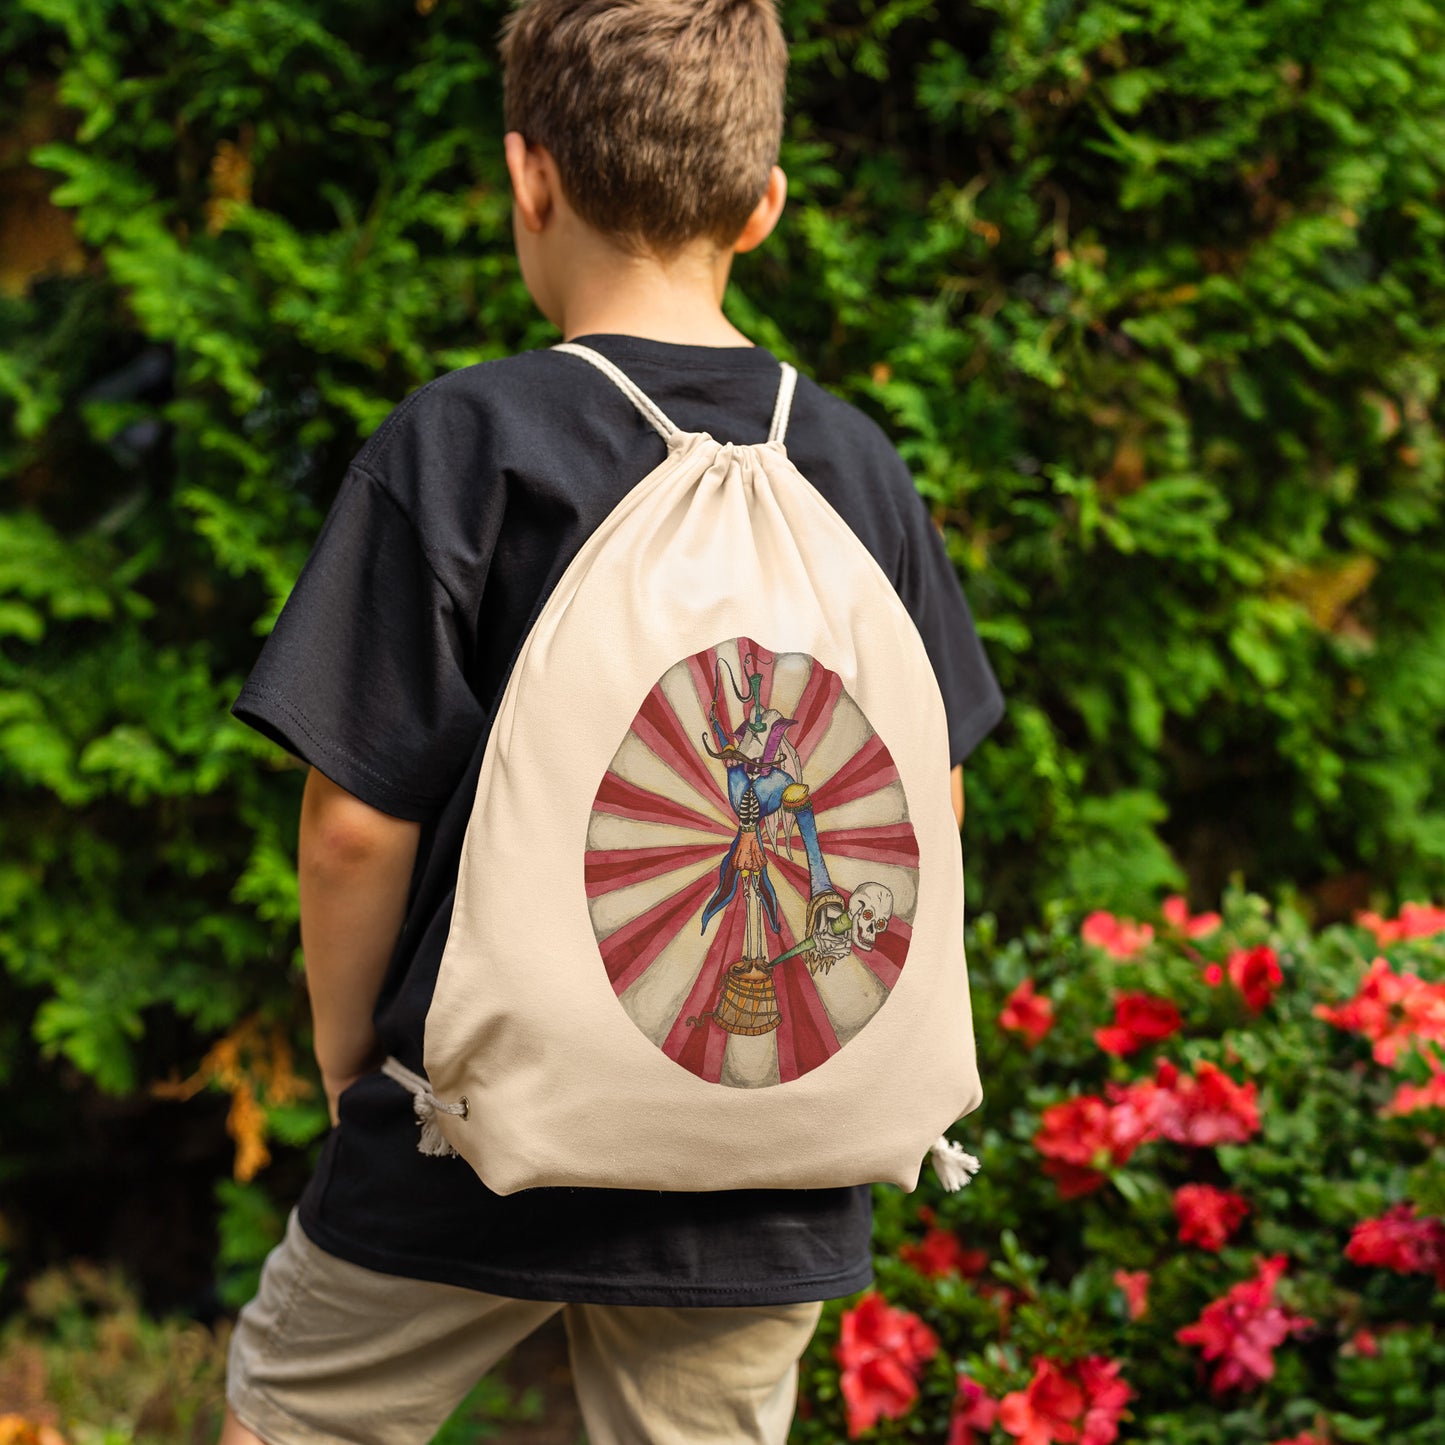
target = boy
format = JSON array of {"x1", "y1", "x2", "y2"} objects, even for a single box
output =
[{"x1": 221, "y1": 1, "x2": 1005, "y2": 1441}]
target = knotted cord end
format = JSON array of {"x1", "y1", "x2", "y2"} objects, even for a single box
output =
[{"x1": 930, "y1": 1136, "x2": 981, "y2": 1192}]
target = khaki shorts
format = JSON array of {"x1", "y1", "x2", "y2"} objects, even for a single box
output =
[{"x1": 226, "y1": 1206, "x2": 825, "y2": 1445}]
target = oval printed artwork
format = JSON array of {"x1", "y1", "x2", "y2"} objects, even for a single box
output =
[{"x1": 584, "y1": 638, "x2": 918, "y2": 1087}]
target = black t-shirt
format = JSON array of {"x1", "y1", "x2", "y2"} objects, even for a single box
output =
[{"x1": 233, "y1": 334, "x2": 1006, "y2": 1306}]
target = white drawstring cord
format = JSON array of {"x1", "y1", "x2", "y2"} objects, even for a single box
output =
[{"x1": 381, "y1": 1056, "x2": 465, "y2": 1158}]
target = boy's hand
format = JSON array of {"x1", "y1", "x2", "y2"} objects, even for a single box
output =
[
  {"x1": 298, "y1": 768, "x2": 422, "y2": 1124},
  {"x1": 321, "y1": 1054, "x2": 384, "y2": 1127}
]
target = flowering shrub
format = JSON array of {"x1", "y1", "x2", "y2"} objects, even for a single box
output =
[{"x1": 794, "y1": 892, "x2": 1445, "y2": 1443}]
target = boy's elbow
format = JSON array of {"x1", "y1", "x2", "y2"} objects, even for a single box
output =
[
  {"x1": 298, "y1": 769, "x2": 419, "y2": 876},
  {"x1": 301, "y1": 813, "x2": 387, "y2": 875}
]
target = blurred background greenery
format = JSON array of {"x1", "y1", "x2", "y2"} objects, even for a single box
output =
[{"x1": 1, "y1": 0, "x2": 1442, "y2": 1438}]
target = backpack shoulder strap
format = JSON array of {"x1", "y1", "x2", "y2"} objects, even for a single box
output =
[
  {"x1": 556, "y1": 341, "x2": 800, "y2": 449},
  {"x1": 768, "y1": 363, "x2": 798, "y2": 445},
  {"x1": 553, "y1": 342, "x2": 679, "y2": 441}
]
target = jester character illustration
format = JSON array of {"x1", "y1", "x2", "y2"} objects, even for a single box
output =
[
  {"x1": 689, "y1": 652, "x2": 895, "y2": 1037},
  {"x1": 585, "y1": 638, "x2": 917, "y2": 1087}
]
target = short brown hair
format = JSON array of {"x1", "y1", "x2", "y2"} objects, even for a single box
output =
[{"x1": 500, "y1": 0, "x2": 788, "y2": 254}]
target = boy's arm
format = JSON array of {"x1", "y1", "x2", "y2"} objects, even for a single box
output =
[
  {"x1": 951, "y1": 763, "x2": 964, "y2": 828},
  {"x1": 298, "y1": 767, "x2": 421, "y2": 1125}
]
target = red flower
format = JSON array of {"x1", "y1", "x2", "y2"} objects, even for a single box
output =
[
  {"x1": 1145, "y1": 1058, "x2": 1262, "y2": 1147},
  {"x1": 1356, "y1": 901, "x2": 1445, "y2": 945},
  {"x1": 1113, "y1": 1269, "x2": 1150, "y2": 1320},
  {"x1": 1343, "y1": 1327, "x2": 1379, "y2": 1357},
  {"x1": 1356, "y1": 911, "x2": 1394, "y2": 944},
  {"x1": 1095, "y1": 992, "x2": 1182, "y2": 1056},
  {"x1": 1227, "y1": 945, "x2": 1283, "y2": 1013},
  {"x1": 1174, "y1": 1183, "x2": 1251, "y2": 1250},
  {"x1": 1099, "y1": 1079, "x2": 1166, "y2": 1154},
  {"x1": 1344, "y1": 1203, "x2": 1445, "y2": 1287},
  {"x1": 1082, "y1": 911, "x2": 1155, "y2": 959},
  {"x1": 1163, "y1": 894, "x2": 1223, "y2": 937},
  {"x1": 1175, "y1": 1254, "x2": 1313, "y2": 1394},
  {"x1": 1035, "y1": 1096, "x2": 1140, "y2": 1197},
  {"x1": 998, "y1": 1357, "x2": 1086, "y2": 1444},
  {"x1": 1039, "y1": 1060, "x2": 1259, "y2": 1200},
  {"x1": 834, "y1": 1292, "x2": 939, "y2": 1438},
  {"x1": 1077, "y1": 1356, "x2": 1134, "y2": 1445},
  {"x1": 1382, "y1": 1067, "x2": 1445, "y2": 1118},
  {"x1": 900, "y1": 1225, "x2": 988, "y2": 1280},
  {"x1": 947, "y1": 1374, "x2": 1000, "y2": 1445},
  {"x1": 1203, "y1": 963, "x2": 1224, "y2": 987},
  {"x1": 1002, "y1": 977, "x2": 1056, "y2": 1047},
  {"x1": 997, "y1": 1355, "x2": 1135, "y2": 1445},
  {"x1": 1269, "y1": 1434, "x2": 1329, "y2": 1445},
  {"x1": 1316, "y1": 956, "x2": 1445, "y2": 1066},
  {"x1": 1397, "y1": 901, "x2": 1445, "y2": 938}
]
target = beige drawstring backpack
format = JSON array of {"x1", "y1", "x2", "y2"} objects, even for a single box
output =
[{"x1": 380, "y1": 343, "x2": 984, "y2": 1196}]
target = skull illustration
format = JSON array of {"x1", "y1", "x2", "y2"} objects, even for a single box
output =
[{"x1": 849, "y1": 882, "x2": 893, "y2": 952}]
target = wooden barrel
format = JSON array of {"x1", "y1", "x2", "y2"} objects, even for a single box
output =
[{"x1": 711, "y1": 960, "x2": 782, "y2": 1035}]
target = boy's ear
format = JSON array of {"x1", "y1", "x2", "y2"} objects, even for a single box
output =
[
  {"x1": 733, "y1": 165, "x2": 788, "y2": 256},
  {"x1": 504, "y1": 131, "x2": 555, "y2": 234}
]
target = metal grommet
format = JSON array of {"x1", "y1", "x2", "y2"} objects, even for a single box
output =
[{"x1": 458, "y1": 1096, "x2": 469, "y2": 1120}]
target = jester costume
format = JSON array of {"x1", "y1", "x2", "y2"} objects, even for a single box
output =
[{"x1": 698, "y1": 655, "x2": 849, "y2": 975}]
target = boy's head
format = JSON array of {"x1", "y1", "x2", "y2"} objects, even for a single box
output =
[{"x1": 499, "y1": 0, "x2": 788, "y2": 258}]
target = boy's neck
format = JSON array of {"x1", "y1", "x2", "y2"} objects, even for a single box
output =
[{"x1": 556, "y1": 229, "x2": 754, "y2": 349}]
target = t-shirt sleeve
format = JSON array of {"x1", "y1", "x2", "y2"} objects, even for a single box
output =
[
  {"x1": 231, "y1": 463, "x2": 484, "y2": 820},
  {"x1": 893, "y1": 484, "x2": 1006, "y2": 767}
]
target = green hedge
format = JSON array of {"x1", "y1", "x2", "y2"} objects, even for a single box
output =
[{"x1": 1, "y1": 0, "x2": 1443, "y2": 1289}]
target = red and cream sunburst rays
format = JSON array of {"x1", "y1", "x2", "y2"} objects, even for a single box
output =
[{"x1": 584, "y1": 636, "x2": 917, "y2": 1088}]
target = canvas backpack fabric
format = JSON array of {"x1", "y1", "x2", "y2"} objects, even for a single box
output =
[{"x1": 379, "y1": 344, "x2": 985, "y2": 1196}]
